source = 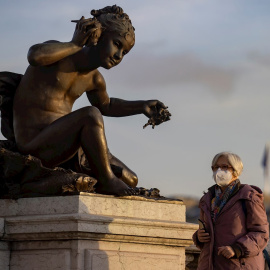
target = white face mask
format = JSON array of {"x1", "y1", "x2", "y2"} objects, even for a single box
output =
[{"x1": 213, "y1": 168, "x2": 233, "y2": 187}]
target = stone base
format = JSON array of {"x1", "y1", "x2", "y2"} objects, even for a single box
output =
[{"x1": 0, "y1": 193, "x2": 197, "y2": 270}]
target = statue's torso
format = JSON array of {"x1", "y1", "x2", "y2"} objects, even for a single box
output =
[{"x1": 13, "y1": 57, "x2": 98, "y2": 145}]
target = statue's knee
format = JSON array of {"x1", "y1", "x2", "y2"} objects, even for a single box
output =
[
  {"x1": 130, "y1": 174, "x2": 138, "y2": 187},
  {"x1": 122, "y1": 170, "x2": 138, "y2": 187},
  {"x1": 81, "y1": 106, "x2": 103, "y2": 128}
]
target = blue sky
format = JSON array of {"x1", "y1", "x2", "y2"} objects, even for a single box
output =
[{"x1": 1, "y1": 0, "x2": 270, "y2": 197}]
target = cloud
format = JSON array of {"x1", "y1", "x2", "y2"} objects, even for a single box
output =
[
  {"x1": 105, "y1": 52, "x2": 239, "y2": 96},
  {"x1": 247, "y1": 51, "x2": 270, "y2": 67}
]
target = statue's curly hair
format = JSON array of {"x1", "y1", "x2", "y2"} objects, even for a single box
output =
[{"x1": 91, "y1": 5, "x2": 135, "y2": 41}]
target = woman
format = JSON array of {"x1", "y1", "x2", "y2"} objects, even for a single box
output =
[{"x1": 193, "y1": 152, "x2": 269, "y2": 269}]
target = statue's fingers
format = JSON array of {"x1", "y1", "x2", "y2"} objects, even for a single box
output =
[
  {"x1": 82, "y1": 17, "x2": 95, "y2": 22},
  {"x1": 71, "y1": 20, "x2": 80, "y2": 29},
  {"x1": 86, "y1": 28, "x2": 98, "y2": 35},
  {"x1": 71, "y1": 16, "x2": 84, "y2": 22},
  {"x1": 157, "y1": 101, "x2": 167, "y2": 109},
  {"x1": 72, "y1": 17, "x2": 93, "y2": 23},
  {"x1": 77, "y1": 17, "x2": 85, "y2": 30},
  {"x1": 158, "y1": 107, "x2": 164, "y2": 115},
  {"x1": 79, "y1": 17, "x2": 92, "y2": 30},
  {"x1": 81, "y1": 20, "x2": 97, "y2": 28}
]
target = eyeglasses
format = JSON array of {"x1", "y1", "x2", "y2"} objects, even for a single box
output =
[{"x1": 211, "y1": 165, "x2": 232, "y2": 171}]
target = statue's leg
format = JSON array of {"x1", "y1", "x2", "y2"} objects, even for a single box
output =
[
  {"x1": 18, "y1": 106, "x2": 135, "y2": 196},
  {"x1": 75, "y1": 148, "x2": 138, "y2": 187},
  {"x1": 108, "y1": 152, "x2": 138, "y2": 187}
]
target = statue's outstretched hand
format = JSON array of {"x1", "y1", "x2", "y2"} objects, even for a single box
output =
[
  {"x1": 71, "y1": 17, "x2": 102, "y2": 47},
  {"x1": 143, "y1": 100, "x2": 171, "y2": 129}
]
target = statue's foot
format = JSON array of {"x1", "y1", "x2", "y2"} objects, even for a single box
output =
[{"x1": 96, "y1": 177, "x2": 137, "y2": 196}]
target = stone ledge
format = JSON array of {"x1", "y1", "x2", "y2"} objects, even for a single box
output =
[
  {"x1": 4, "y1": 213, "x2": 196, "y2": 246},
  {"x1": 1, "y1": 195, "x2": 196, "y2": 247},
  {"x1": 0, "y1": 193, "x2": 185, "y2": 222}
]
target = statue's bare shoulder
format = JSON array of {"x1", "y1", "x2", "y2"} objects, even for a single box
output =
[
  {"x1": 86, "y1": 70, "x2": 110, "y2": 110},
  {"x1": 90, "y1": 69, "x2": 106, "y2": 92}
]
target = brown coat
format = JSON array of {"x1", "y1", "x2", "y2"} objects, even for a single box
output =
[{"x1": 193, "y1": 184, "x2": 269, "y2": 270}]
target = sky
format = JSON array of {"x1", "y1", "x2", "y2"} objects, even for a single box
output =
[{"x1": 1, "y1": 0, "x2": 270, "y2": 198}]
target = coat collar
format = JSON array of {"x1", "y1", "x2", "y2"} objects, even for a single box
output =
[
  {"x1": 199, "y1": 181, "x2": 263, "y2": 217},
  {"x1": 199, "y1": 180, "x2": 241, "y2": 210}
]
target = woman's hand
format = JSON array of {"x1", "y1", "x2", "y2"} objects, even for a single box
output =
[
  {"x1": 218, "y1": 246, "x2": 235, "y2": 259},
  {"x1": 197, "y1": 229, "x2": 211, "y2": 243}
]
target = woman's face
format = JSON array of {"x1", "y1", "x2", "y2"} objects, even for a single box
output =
[
  {"x1": 96, "y1": 31, "x2": 134, "y2": 69},
  {"x1": 213, "y1": 155, "x2": 238, "y2": 187}
]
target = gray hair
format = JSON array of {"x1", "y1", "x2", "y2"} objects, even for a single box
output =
[{"x1": 212, "y1": 151, "x2": 243, "y2": 177}]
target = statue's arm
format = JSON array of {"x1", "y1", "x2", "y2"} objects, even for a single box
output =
[
  {"x1": 86, "y1": 72, "x2": 167, "y2": 118},
  {"x1": 28, "y1": 17, "x2": 99, "y2": 66},
  {"x1": 27, "y1": 40, "x2": 83, "y2": 66}
]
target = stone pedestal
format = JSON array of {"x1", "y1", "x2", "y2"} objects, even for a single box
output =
[{"x1": 0, "y1": 193, "x2": 197, "y2": 270}]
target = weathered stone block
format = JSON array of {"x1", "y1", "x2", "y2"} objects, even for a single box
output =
[{"x1": 0, "y1": 193, "x2": 197, "y2": 270}]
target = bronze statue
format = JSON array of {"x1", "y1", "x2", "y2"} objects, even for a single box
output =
[{"x1": 0, "y1": 5, "x2": 171, "y2": 198}]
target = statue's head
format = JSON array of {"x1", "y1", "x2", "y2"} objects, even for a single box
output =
[
  {"x1": 91, "y1": 5, "x2": 135, "y2": 44},
  {"x1": 91, "y1": 5, "x2": 135, "y2": 69}
]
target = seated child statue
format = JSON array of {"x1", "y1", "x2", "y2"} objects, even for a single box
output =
[{"x1": 0, "y1": 5, "x2": 170, "y2": 197}]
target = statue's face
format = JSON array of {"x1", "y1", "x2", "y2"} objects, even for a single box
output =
[{"x1": 97, "y1": 31, "x2": 134, "y2": 69}]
